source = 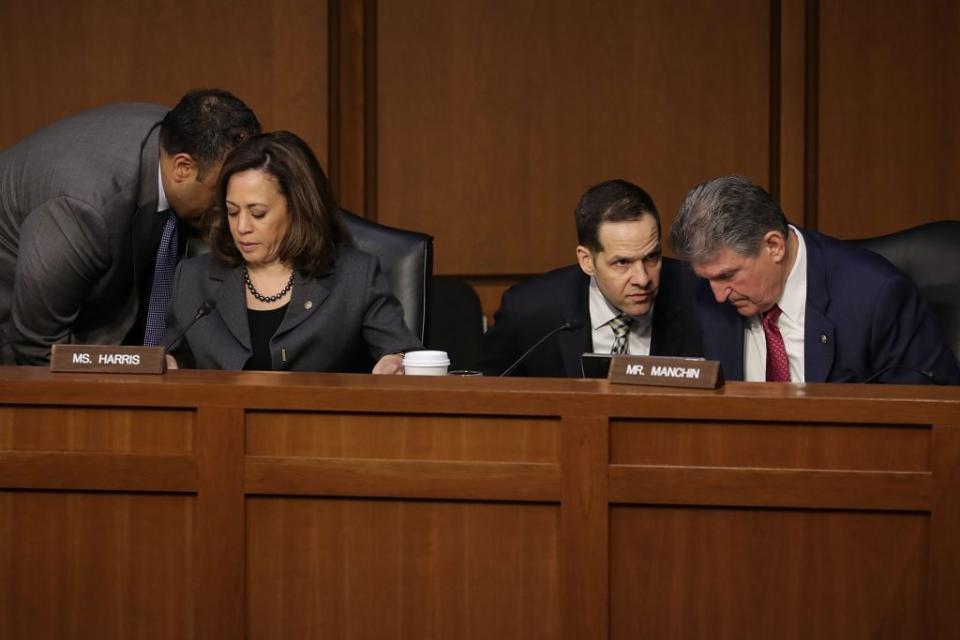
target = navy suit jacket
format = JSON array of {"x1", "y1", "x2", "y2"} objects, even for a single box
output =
[
  {"x1": 479, "y1": 257, "x2": 703, "y2": 377},
  {"x1": 697, "y1": 229, "x2": 960, "y2": 384}
]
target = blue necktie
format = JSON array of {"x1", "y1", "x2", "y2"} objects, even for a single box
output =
[{"x1": 143, "y1": 211, "x2": 179, "y2": 346}]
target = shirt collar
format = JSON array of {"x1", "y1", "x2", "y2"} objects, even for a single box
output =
[
  {"x1": 777, "y1": 225, "x2": 807, "y2": 323},
  {"x1": 157, "y1": 164, "x2": 170, "y2": 213},
  {"x1": 588, "y1": 276, "x2": 653, "y2": 330}
]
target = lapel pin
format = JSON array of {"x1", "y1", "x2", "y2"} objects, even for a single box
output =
[
  {"x1": 304, "y1": 300, "x2": 313, "y2": 310},
  {"x1": 820, "y1": 334, "x2": 828, "y2": 344}
]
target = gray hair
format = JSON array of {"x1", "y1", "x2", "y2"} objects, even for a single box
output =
[{"x1": 669, "y1": 175, "x2": 789, "y2": 263}]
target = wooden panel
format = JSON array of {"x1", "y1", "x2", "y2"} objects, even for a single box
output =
[
  {"x1": 246, "y1": 457, "x2": 559, "y2": 501},
  {"x1": 194, "y1": 407, "x2": 245, "y2": 640},
  {"x1": 929, "y1": 424, "x2": 960, "y2": 635},
  {"x1": 609, "y1": 466, "x2": 931, "y2": 511},
  {"x1": 330, "y1": 0, "x2": 372, "y2": 213},
  {"x1": 376, "y1": 0, "x2": 771, "y2": 274},
  {"x1": 560, "y1": 415, "x2": 608, "y2": 640},
  {"x1": 0, "y1": 0, "x2": 328, "y2": 163},
  {"x1": 0, "y1": 406, "x2": 194, "y2": 453},
  {"x1": 246, "y1": 411, "x2": 558, "y2": 461},
  {"x1": 246, "y1": 497, "x2": 560, "y2": 639},
  {"x1": 0, "y1": 452, "x2": 195, "y2": 492},
  {"x1": 610, "y1": 419, "x2": 929, "y2": 470},
  {"x1": 777, "y1": 0, "x2": 809, "y2": 222},
  {"x1": 0, "y1": 492, "x2": 193, "y2": 640},
  {"x1": 610, "y1": 506, "x2": 927, "y2": 639},
  {"x1": 2, "y1": 369, "x2": 960, "y2": 637},
  {"x1": 818, "y1": 1, "x2": 960, "y2": 239}
]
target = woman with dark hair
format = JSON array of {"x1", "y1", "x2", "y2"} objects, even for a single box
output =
[{"x1": 163, "y1": 131, "x2": 422, "y2": 373}]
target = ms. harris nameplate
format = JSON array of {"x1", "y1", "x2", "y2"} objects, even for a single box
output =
[
  {"x1": 608, "y1": 355, "x2": 723, "y2": 389},
  {"x1": 50, "y1": 345, "x2": 165, "y2": 374}
]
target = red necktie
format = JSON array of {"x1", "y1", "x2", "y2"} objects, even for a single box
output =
[{"x1": 762, "y1": 305, "x2": 791, "y2": 382}]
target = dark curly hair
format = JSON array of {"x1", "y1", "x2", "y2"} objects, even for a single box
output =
[{"x1": 159, "y1": 89, "x2": 261, "y2": 180}]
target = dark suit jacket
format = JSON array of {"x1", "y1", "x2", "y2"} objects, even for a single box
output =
[
  {"x1": 479, "y1": 257, "x2": 703, "y2": 377},
  {"x1": 697, "y1": 229, "x2": 960, "y2": 384},
  {"x1": 0, "y1": 103, "x2": 169, "y2": 364},
  {"x1": 164, "y1": 247, "x2": 423, "y2": 372}
]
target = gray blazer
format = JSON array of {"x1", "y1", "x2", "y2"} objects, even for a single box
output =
[
  {"x1": 0, "y1": 103, "x2": 169, "y2": 364},
  {"x1": 164, "y1": 248, "x2": 423, "y2": 372}
]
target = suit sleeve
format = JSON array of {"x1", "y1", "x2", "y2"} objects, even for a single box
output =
[
  {"x1": 869, "y1": 274, "x2": 960, "y2": 384},
  {"x1": 10, "y1": 197, "x2": 111, "y2": 365},
  {"x1": 361, "y1": 259, "x2": 424, "y2": 359},
  {"x1": 478, "y1": 289, "x2": 523, "y2": 376}
]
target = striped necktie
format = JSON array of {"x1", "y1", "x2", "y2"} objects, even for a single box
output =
[{"x1": 609, "y1": 314, "x2": 633, "y2": 355}]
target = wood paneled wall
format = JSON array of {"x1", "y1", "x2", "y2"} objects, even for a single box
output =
[
  {"x1": 817, "y1": 0, "x2": 960, "y2": 238},
  {"x1": 0, "y1": 0, "x2": 329, "y2": 169},
  {"x1": 2, "y1": 0, "x2": 958, "y2": 282}
]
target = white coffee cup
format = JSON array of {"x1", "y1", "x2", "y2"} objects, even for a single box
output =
[{"x1": 402, "y1": 350, "x2": 450, "y2": 376}]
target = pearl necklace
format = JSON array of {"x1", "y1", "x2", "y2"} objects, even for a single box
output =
[{"x1": 243, "y1": 266, "x2": 294, "y2": 303}]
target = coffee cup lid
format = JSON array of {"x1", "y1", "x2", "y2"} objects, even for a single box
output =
[{"x1": 402, "y1": 350, "x2": 450, "y2": 366}]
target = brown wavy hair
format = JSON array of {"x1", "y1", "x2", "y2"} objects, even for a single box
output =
[{"x1": 207, "y1": 131, "x2": 345, "y2": 277}]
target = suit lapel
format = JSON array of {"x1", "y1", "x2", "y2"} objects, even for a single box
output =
[
  {"x1": 274, "y1": 272, "x2": 331, "y2": 337},
  {"x1": 802, "y1": 231, "x2": 836, "y2": 382},
  {"x1": 558, "y1": 273, "x2": 594, "y2": 377},
  {"x1": 209, "y1": 263, "x2": 252, "y2": 351}
]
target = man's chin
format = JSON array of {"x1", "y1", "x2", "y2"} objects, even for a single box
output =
[
  {"x1": 621, "y1": 301, "x2": 653, "y2": 317},
  {"x1": 730, "y1": 300, "x2": 759, "y2": 316}
]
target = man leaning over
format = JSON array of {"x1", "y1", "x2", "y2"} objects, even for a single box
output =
[
  {"x1": 669, "y1": 175, "x2": 959, "y2": 384},
  {"x1": 0, "y1": 89, "x2": 261, "y2": 364}
]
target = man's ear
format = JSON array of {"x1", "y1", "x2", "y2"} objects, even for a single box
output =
[
  {"x1": 171, "y1": 153, "x2": 199, "y2": 183},
  {"x1": 763, "y1": 230, "x2": 787, "y2": 263},
  {"x1": 576, "y1": 245, "x2": 596, "y2": 276}
]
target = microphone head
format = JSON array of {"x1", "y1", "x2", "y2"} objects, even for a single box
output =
[
  {"x1": 198, "y1": 299, "x2": 217, "y2": 315},
  {"x1": 563, "y1": 319, "x2": 585, "y2": 331}
]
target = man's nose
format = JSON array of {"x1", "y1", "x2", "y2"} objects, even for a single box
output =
[
  {"x1": 710, "y1": 281, "x2": 730, "y2": 303},
  {"x1": 629, "y1": 262, "x2": 650, "y2": 287}
]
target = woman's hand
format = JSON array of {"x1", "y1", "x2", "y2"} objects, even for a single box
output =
[
  {"x1": 372, "y1": 353, "x2": 404, "y2": 375},
  {"x1": 165, "y1": 354, "x2": 179, "y2": 370}
]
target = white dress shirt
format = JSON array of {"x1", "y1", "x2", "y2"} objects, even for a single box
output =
[
  {"x1": 744, "y1": 226, "x2": 807, "y2": 382},
  {"x1": 588, "y1": 277, "x2": 653, "y2": 355},
  {"x1": 157, "y1": 166, "x2": 170, "y2": 213}
]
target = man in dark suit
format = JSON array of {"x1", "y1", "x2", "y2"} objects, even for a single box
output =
[
  {"x1": 0, "y1": 89, "x2": 260, "y2": 364},
  {"x1": 669, "y1": 175, "x2": 960, "y2": 384},
  {"x1": 480, "y1": 179, "x2": 703, "y2": 377}
]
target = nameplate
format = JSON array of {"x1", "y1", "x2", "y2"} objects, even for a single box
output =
[
  {"x1": 608, "y1": 355, "x2": 723, "y2": 389},
  {"x1": 50, "y1": 345, "x2": 166, "y2": 374}
]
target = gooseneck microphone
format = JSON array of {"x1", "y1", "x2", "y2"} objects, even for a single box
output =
[
  {"x1": 862, "y1": 364, "x2": 946, "y2": 385},
  {"x1": 500, "y1": 319, "x2": 584, "y2": 377},
  {"x1": 163, "y1": 299, "x2": 217, "y2": 352}
]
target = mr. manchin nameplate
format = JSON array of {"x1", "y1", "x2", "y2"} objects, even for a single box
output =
[
  {"x1": 50, "y1": 345, "x2": 166, "y2": 374},
  {"x1": 608, "y1": 355, "x2": 723, "y2": 389}
]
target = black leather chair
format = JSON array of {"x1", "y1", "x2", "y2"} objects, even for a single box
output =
[
  {"x1": 425, "y1": 277, "x2": 485, "y2": 370},
  {"x1": 342, "y1": 210, "x2": 433, "y2": 341},
  {"x1": 850, "y1": 220, "x2": 960, "y2": 360}
]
